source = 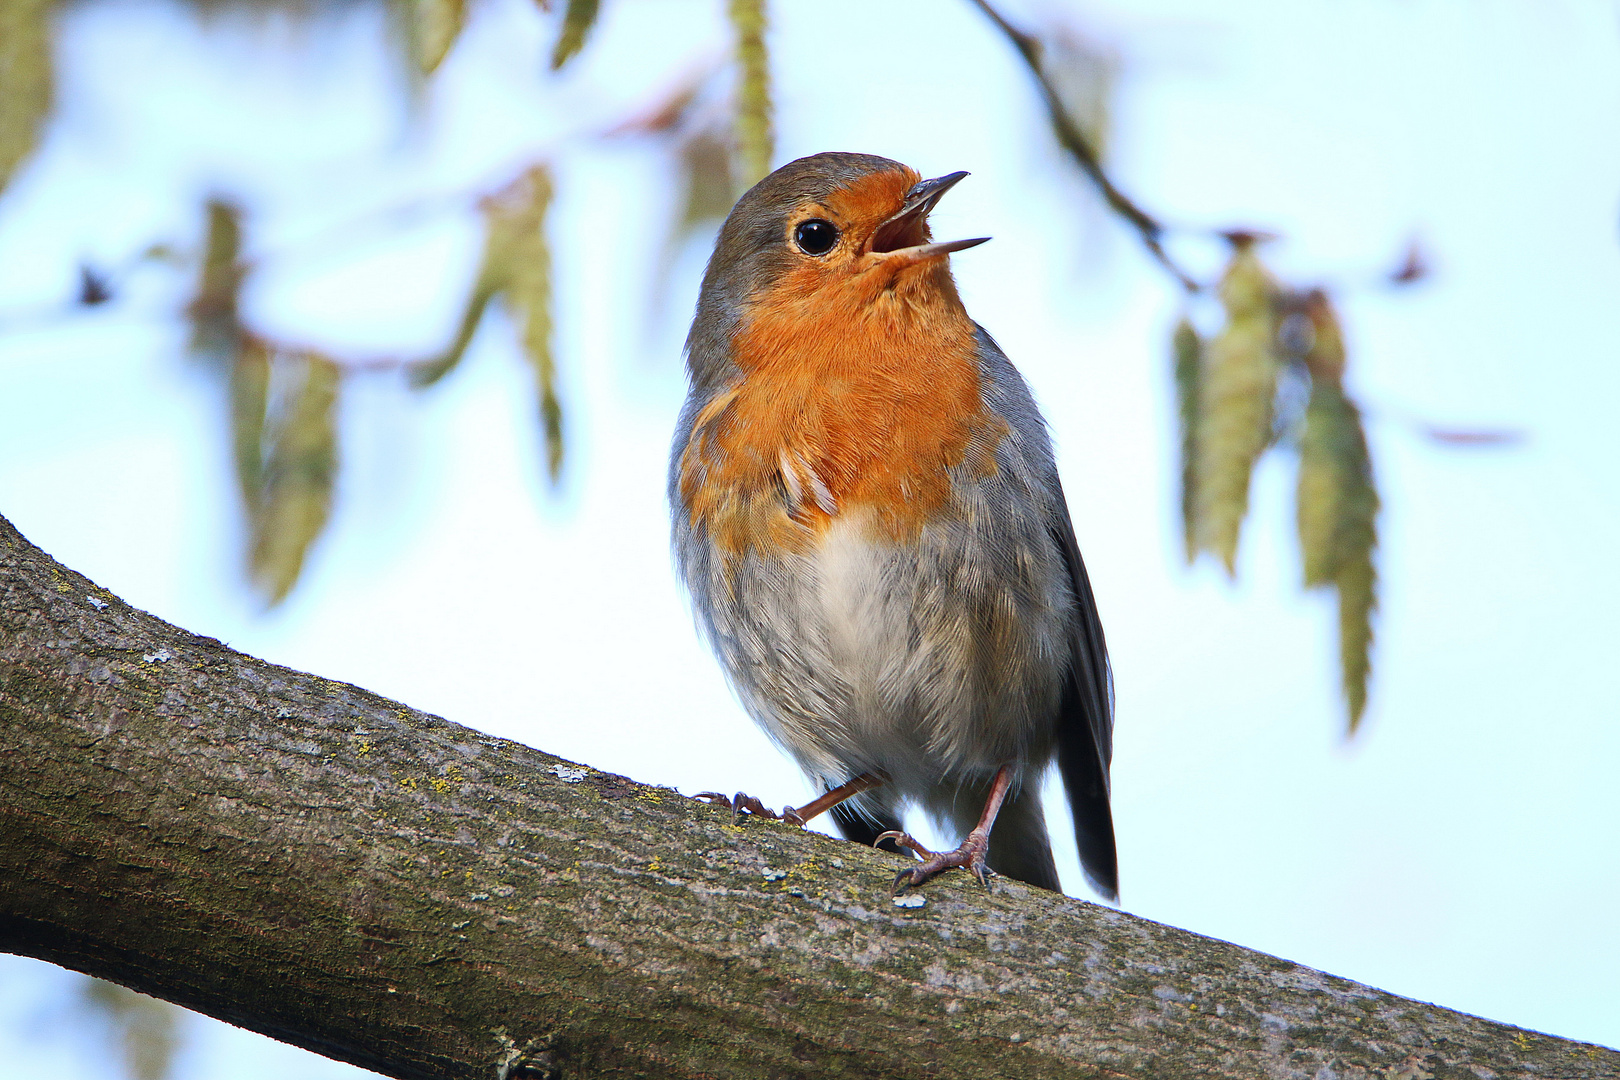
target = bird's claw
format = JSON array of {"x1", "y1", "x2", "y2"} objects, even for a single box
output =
[
  {"x1": 729, "y1": 792, "x2": 775, "y2": 823},
  {"x1": 875, "y1": 830, "x2": 993, "y2": 893},
  {"x1": 874, "y1": 829, "x2": 930, "y2": 858},
  {"x1": 694, "y1": 791, "x2": 803, "y2": 826}
]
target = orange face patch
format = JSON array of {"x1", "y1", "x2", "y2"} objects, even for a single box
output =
[
  {"x1": 679, "y1": 169, "x2": 1006, "y2": 557},
  {"x1": 820, "y1": 168, "x2": 921, "y2": 242}
]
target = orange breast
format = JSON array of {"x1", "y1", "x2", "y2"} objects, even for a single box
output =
[{"x1": 679, "y1": 260, "x2": 1007, "y2": 557}]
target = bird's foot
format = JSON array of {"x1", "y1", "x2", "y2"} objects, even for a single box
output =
[
  {"x1": 695, "y1": 792, "x2": 806, "y2": 827},
  {"x1": 875, "y1": 830, "x2": 994, "y2": 893}
]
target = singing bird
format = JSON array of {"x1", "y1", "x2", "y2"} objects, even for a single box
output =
[{"x1": 671, "y1": 152, "x2": 1117, "y2": 898}]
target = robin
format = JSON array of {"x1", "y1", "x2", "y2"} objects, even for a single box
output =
[{"x1": 671, "y1": 151, "x2": 1117, "y2": 899}]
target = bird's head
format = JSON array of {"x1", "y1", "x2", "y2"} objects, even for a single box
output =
[{"x1": 686, "y1": 152, "x2": 989, "y2": 385}]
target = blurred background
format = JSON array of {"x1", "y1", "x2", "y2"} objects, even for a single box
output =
[{"x1": 2, "y1": 0, "x2": 1618, "y2": 1075}]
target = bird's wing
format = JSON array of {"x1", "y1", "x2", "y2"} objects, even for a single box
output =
[
  {"x1": 1050, "y1": 474, "x2": 1120, "y2": 902},
  {"x1": 969, "y1": 324, "x2": 1119, "y2": 901}
]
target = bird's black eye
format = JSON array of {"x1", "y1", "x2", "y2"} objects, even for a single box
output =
[{"x1": 793, "y1": 219, "x2": 839, "y2": 256}]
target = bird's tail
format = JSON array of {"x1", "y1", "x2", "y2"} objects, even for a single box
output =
[{"x1": 829, "y1": 799, "x2": 905, "y2": 854}]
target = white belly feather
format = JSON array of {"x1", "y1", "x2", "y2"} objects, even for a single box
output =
[{"x1": 797, "y1": 513, "x2": 1065, "y2": 798}]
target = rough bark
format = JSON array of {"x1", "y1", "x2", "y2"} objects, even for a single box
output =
[{"x1": 0, "y1": 511, "x2": 1613, "y2": 1080}]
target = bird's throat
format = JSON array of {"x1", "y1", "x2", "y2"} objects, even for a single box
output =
[{"x1": 678, "y1": 269, "x2": 1006, "y2": 556}]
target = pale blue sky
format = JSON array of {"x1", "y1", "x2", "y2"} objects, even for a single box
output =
[{"x1": 2, "y1": 0, "x2": 1617, "y2": 1072}]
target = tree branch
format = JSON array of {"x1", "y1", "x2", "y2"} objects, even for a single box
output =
[
  {"x1": 0, "y1": 511, "x2": 1611, "y2": 1079},
  {"x1": 968, "y1": 0, "x2": 1201, "y2": 294}
]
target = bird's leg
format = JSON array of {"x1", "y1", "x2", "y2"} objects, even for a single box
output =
[
  {"x1": 697, "y1": 772, "x2": 887, "y2": 827},
  {"x1": 788, "y1": 772, "x2": 887, "y2": 825},
  {"x1": 878, "y1": 765, "x2": 1014, "y2": 893}
]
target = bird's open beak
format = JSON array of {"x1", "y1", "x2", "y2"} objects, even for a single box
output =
[{"x1": 869, "y1": 171, "x2": 990, "y2": 265}]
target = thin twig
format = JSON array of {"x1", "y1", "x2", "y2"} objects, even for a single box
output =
[
  {"x1": 0, "y1": 67, "x2": 722, "y2": 348},
  {"x1": 968, "y1": 0, "x2": 1201, "y2": 293}
]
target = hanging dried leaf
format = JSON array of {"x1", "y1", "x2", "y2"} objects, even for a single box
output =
[
  {"x1": 675, "y1": 124, "x2": 736, "y2": 238},
  {"x1": 186, "y1": 198, "x2": 246, "y2": 363},
  {"x1": 231, "y1": 336, "x2": 271, "y2": 510},
  {"x1": 728, "y1": 0, "x2": 772, "y2": 186},
  {"x1": 1172, "y1": 316, "x2": 1201, "y2": 564},
  {"x1": 550, "y1": 0, "x2": 600, "y2": 70},
  {"x1": 1299, "y1": 289, "x2": 1344, "y2": 384},
  {"x1": 0, "y1": 0, "x2": 51, "y2": 196},
  {"x1": 1297, "y1": 379, "x2": 1370, "y2": 584},
  {"x1": 538, "y1": 379, "x2": 564, "y2": 482},
  {"x1": 408, "y1": 0, "x2": 467, "y2": 75},
  {"x1": 1330, "y1": 383, "x2": 1378, "y2": 733},
  {"x1": 1337, "y1": 495, "x2": 1377, "y2": 733},
  {"x1": 500, "y1": 166, "x2": 563, "y2": 482},
  {"x1": 1194, "y1": 239, "x2": 1281, "y2": 573},
  {"x1": 1296, "y1": 292, "x2": 1353, "y2": 587},
  {"x1": 410, "y1": 169, "x2": 540, "y2": 389},
  {"x1": 411, "y1": 278, "x2": 497, "y2": 388},
  {"x1": 1296, "y1": 384, "x2": 1342, "y2": 589},
  {"x1": 252, "y1": 352, "x2": 341, "y2": 606},
  {"x1": 651, "y1": 122, "x2": 736, "y2": 308},
  {"x1": 414, "y1": 165, "x2": 565, "y2": 481},
  {"x1": 83, "y1": 978, "x2": 181, "y2": 1080},
  {"x1": 1295, "y1": 377, "x2": 1379, "y2": 732}
]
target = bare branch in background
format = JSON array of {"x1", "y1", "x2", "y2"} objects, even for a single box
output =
[
  {"x1": 1421, "y1": 426, "x2": 1524, "y2": 446},
  {"x1": 967, "y1": 0, "x2": 1199, "y2": 293}
]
